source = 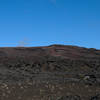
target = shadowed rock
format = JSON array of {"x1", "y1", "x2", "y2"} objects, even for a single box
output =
[
  {"x1": 90, "y1": 94, "x2": 100, "y2": 100},
  {"x1": 57, "y1": 95, "x2": 81, "y2": 100}
]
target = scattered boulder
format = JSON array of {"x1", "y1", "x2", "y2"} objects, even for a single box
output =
[{"x1": 83, "y1": 74, "x2": 97, "y2": 85}]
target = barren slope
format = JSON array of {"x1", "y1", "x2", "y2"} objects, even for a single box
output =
[{"x1": 0, "y1": 44, "x2": 100, "y2": 100}]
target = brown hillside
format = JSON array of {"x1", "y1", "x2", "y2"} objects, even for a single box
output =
[{"x1": 0, "y1": 44, "x2": 100, "y2": 100}]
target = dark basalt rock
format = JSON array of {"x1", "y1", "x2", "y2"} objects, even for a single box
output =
[
  {"x1": 57, "y1": 95, "x2": 81, "y2": 100},
  {"x1": 90, "y1": 94, "x2": 100, "y2": 100},
  {"x1": 83, "y1": 74, "x2": 97, "y2": 85}
]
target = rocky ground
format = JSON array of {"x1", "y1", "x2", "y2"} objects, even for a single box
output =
[{"x1": 0, "y1": 44, "x2": 100, "y2": 100}]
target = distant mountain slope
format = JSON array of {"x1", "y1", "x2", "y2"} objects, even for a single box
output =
[
  {"x1": 0, "y1": 45, "x2": 100, "y2": 100},
  {"x1": 0, "y1": 45, "x2": 100, "y2": 78},
  {"x1": 0, "y1": 44, "x2": 100, "y2": 74}
]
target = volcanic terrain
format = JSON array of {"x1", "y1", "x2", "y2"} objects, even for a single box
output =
[{"x1": 0, "y1": 44, "x2": 100, "y2": 100}]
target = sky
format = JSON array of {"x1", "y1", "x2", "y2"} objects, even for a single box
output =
[{"x1": 0, "y1": 0, "x2": 100, "y2": 49}]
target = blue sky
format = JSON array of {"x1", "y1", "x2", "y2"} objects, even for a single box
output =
[{"x1": 0, "y1": 0, "x2": 100, "y2": 49}]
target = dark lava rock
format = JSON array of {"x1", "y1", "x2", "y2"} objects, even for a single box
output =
[
  {"x1": 57, "y1": 95, "x2": 81, "y2": 100},
  {"x1": 83, "y1": 74, "x2": 97, "y2": 85},
  {"x1": 90, "y1": 94, "x2": 100, "y2": 100}
]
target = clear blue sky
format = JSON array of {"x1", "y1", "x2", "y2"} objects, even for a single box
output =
[{"x1": 0, "y1": 0, "x2": 100, "y2": 49}]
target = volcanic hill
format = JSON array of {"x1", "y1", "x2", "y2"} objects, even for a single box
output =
[{"x1": 0, "y1": 44, "x2": 100, "y2": 100}]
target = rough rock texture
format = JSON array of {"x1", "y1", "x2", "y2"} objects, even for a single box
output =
[
  {"x1": 57, "y1": 95, "x2": 81, "y2": 100},
  {"x1": 0, "y1": 44, "x2": 100, "y2": 100}
]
